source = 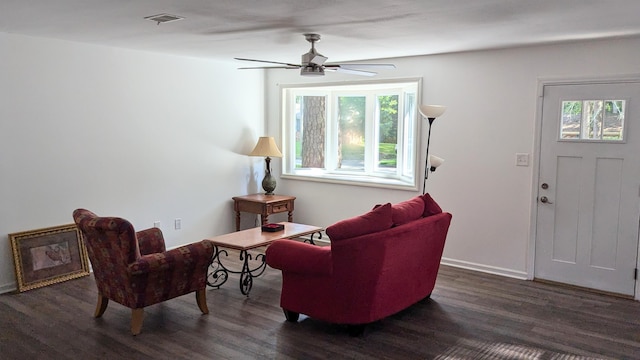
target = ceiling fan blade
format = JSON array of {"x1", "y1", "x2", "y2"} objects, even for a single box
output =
[
  {"x1": 334, "y1": 67, "x2": 377, "y2": 77},
  {"x1": 234, "y1": 57, "x2": 300, "y2": 68},
  {"x1": 238, "y1": 66, "x2": 300, "y2": 70},
  {"x1": 327, "y1": 63, "x2": 396, "y2": 70},
  {"x1": 234, "y1": 34, "x2": 395, "y2": 77}
]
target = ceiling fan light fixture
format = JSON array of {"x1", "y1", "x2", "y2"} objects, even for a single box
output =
[{"x1": 300, "y1": 66, "x2": 325, "y2": 76}]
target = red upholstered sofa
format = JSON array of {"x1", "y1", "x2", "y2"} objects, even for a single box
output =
[{"x1": 265, "y1": 193, "x2": 452, "y2": 334}]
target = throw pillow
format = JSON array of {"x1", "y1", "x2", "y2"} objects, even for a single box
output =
[
  {"x1": 391, "y1": 196, "x2": 425, "y2": 225},
  {"x1": 421, "y1": 193, "x2": 443, "y2": 217},
  {"x1": 326, "y1": 203, "x2": 393, "y2": 241}
]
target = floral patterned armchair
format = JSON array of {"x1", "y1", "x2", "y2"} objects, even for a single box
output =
[{"x1": 73, "y1": 209, "x2": 214, "y2": 335}]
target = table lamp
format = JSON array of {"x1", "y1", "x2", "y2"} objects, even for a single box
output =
[{"x1": 249, "y1": 136, "x2": 283, "y2": 195}]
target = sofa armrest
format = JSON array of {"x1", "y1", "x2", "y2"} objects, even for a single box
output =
[
  {"x1": 266, "y1": 239, "x2": 332, "y2": 276},
  {"x1": 128, "y1": 240, "x2": 214, "y2": 275},
  {"x1": 136, "y1": 227, "x2": 166, "y2": 255}
]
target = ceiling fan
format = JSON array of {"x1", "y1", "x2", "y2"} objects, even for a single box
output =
[{"x1": 234, "y1": 33, "x2": 396, "y2": 77}]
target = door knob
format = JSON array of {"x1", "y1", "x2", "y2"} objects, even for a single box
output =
[{"x1": 540, "y1": 196, "x2": 553, "y2": 204}]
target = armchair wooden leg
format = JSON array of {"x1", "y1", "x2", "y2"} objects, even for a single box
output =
[
  {"x1": 196, "y1": 289, "x2": 209, "y2": 314},
  {"x1": 131, "y1": 308, "x2": 144, "y2": 336},
  {"x1": 94, "y1": 295, "x2": 109, "y2": 318}
]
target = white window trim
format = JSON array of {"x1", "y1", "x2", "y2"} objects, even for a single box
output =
[{"x1": 280, "y1": 78, "x2": 423, "y2": 191}]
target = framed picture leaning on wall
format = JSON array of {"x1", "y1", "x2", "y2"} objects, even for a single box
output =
[{"x1": 9, "y1": 224, "x2": 90, "y2": 292}]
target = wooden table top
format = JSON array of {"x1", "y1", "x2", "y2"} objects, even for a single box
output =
[
  {"x1": 232, "y1": 194, "x2": 296, "y2": 204},
  {"x1": 206, "y1": 222, "x2": 322, "y2": 250}
]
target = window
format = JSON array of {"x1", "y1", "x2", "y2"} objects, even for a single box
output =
[
  {"x1": 281, "y1": 79, "x2": 421, "y2": 189},
  {"x1": 560, "y1": 100, "x2": 625, "y2": 141}
]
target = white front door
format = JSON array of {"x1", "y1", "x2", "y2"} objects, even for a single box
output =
[{"x1": 535, "y1": 82, "x2": 640, "y2": 296}]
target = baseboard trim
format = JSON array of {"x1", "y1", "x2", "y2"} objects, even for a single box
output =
[
  {"x1": 284, "y1": 239, "x2": 529, "y2": 280},
  {"x1": 282, "y1": 240, "x2": 529, "y2": 279},
  {"x1": 441, "y1": 257, "x2": 528, "y2": 280},
  {"x1": 312, "y1": 237, "x2": 330, "y2": 246},
  {"x1": 0, "y1": 267, "x2": 95, "y2": 295},
  {"x1": 0, "y1": 282, "x2": 16, "y2": 295},
  {"x1": 0, "y1": 251, "x2": 528, "y2": 295}
]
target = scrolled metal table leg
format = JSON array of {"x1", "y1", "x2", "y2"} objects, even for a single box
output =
[
  {"x1": 207, "y1": 245, "x2": 270, "y2": 296},
  {"x1": 239, "y1": 250, "x2": 253, "y2": 295},
  {"x1": 239, "y1": 250, "x2": 268, "y2": 296},
  {"x1": 207, "y1": 245, "x2": 229, "y2": 288},
  {"x1": 305, "y1": 231, "x2": 323, "y2": 245}
]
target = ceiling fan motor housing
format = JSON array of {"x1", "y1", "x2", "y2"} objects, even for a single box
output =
[{"x1": 300, "y1": 51, "x2": 325, "y2": 76}]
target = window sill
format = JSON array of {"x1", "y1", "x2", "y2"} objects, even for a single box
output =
[{"x1": 281, "y1": 172, "x2": 418, "y2": 191}]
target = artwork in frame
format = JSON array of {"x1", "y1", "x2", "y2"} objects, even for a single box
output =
[{"x1": 9, "y1": 224, "x2": 90, "y2": 292}]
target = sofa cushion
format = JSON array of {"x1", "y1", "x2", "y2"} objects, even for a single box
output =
[
  {"x1": 326, "y1": 203, "x2": 393, "y2": 241},
  {"x1": 391, "y1": 196, "x2": 425, "y2": 225},
  {"x1": 422, "y1": 193, "x2": 443, "y2": 217}
]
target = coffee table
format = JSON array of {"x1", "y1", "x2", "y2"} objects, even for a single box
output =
[{"x1": 206, "y1": 222, "x2": 323, "y2": 296}]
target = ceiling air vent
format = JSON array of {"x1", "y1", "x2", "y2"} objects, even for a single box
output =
[{"x1": 144, "y1": 13, "x2": 184, "y2": 25}]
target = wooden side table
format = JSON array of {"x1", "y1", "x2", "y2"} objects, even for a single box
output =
[{"x1": 232, "y1": 194, "x2": 296, "y2": 231}]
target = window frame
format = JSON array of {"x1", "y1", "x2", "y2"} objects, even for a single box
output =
[{"x1": 280, "y1": 78, "x2": 422, "y2": 191}]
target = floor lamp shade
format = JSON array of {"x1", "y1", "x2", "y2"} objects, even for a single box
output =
[
  {"x1": 419, "y1": 105, "x2": 447, "y2": 120},
  {"x1": 249, "y1": 137, "x2": 283, "y2": 195},
  {"x1": 429, "y1": 154, "x2": 444, "y2": 171}
]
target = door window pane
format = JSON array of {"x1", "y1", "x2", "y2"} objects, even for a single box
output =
[
  {"x1": 560, "y1": 100, "x2": 625, "y2": 141},
  {"x1": 603, "y1": 100, "x2": 624, "y2": 140}
]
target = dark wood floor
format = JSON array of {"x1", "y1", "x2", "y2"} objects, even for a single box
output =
[{"x1": 1, "y1": 253, "x2": 639, "y2": 359}]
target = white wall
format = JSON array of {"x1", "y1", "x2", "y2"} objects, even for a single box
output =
[
  {"x1": 3, "y1": 33, "x2": 639, "y2": 292},
  {"x1": 0, "y1": 33, "x2": 266, "y2": 291},
  {"x1": 266, "y1": 37, "x2": 640, "y2": 279}
]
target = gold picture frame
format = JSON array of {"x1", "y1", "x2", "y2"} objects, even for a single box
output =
[{"x1": 9, "y1": 224, "x2": 90, "y2": 292}]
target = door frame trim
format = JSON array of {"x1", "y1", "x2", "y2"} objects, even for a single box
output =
[{"x1": 529, "y1": 74, "x2": 640, "y2": 300}]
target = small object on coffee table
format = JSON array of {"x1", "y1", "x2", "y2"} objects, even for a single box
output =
[{"x1": 262, "y1": 223, "x2": 284, "y2": 232}]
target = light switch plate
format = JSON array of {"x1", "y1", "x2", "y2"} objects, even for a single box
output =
[{"x1": 516, "y1": 153, "x2": 529, "y2": 167}]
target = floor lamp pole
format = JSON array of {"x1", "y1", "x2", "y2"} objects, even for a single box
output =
[{"x1": 423, "y1": 118, "x2": 435, "y2": 194}]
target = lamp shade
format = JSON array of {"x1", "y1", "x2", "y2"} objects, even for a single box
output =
[
  {"x1": 249, "y1": 137, "x2": 282, "y2": 157},
  {"x1": 429, "y1": 154, "x2": 445, "y2": 169},
  {"x1": 419, "y1": 105, "x2": 447, "y2": 119}
]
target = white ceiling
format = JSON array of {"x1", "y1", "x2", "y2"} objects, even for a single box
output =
[{"x1": 3, "y1": 0, "x2": 640, "y2": 65}]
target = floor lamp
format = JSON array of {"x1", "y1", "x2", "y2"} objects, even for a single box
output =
[{"x1": 419, "y1": 105, "x2": 446, "y2": 194}]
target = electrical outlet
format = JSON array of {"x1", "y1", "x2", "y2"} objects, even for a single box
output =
[
  {"x1": 174, "y1": 218, "x2": 181, "y2": 230},
  {"x1": 153, "y1": 221, "x2": 161, "y2": 228},
  {"x1": 516, "y1": 153, "x2": 529, "y2": 167}
]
